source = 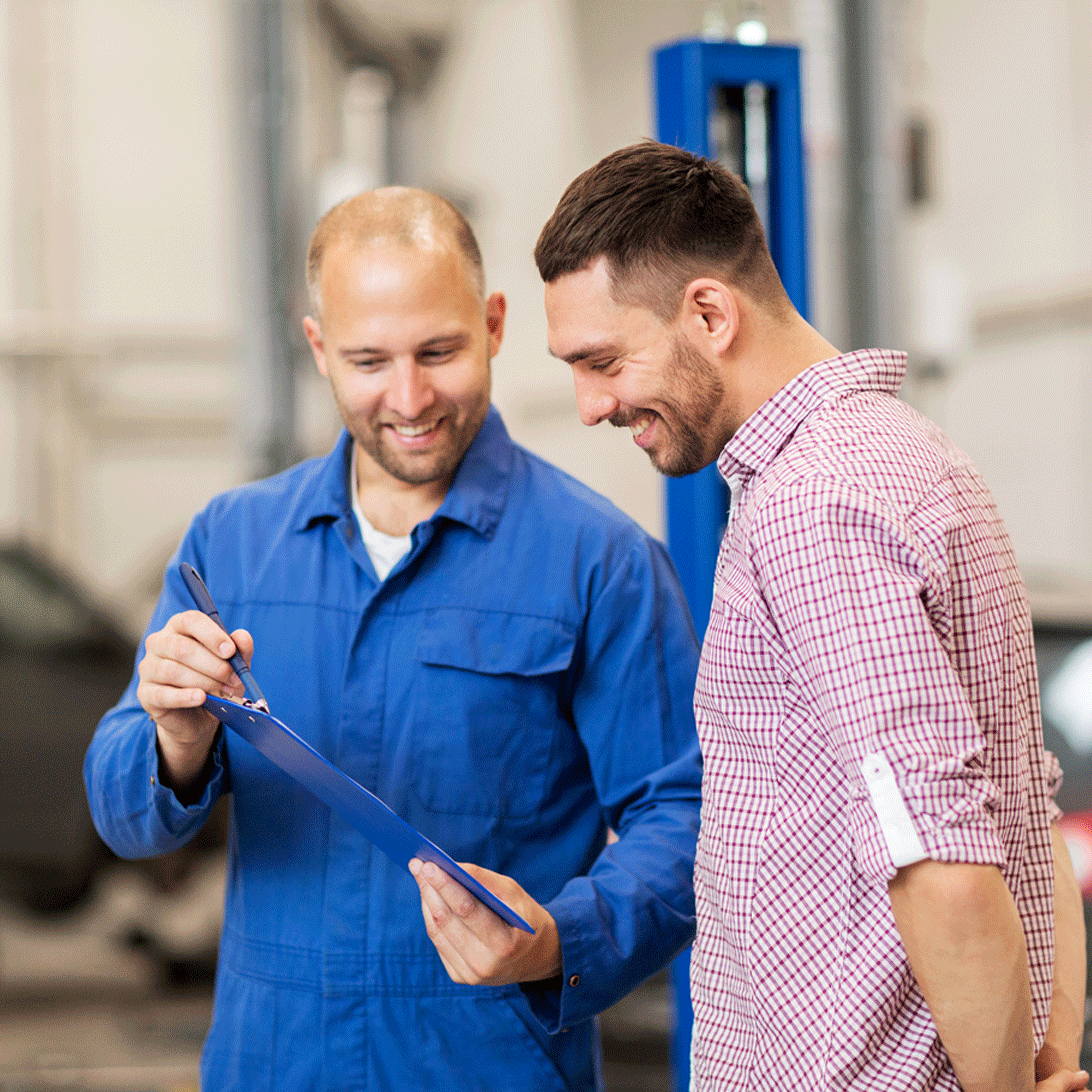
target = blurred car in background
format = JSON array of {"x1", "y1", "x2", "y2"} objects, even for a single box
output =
[
  {"x1": 0, "y1": 540, "x2": 225, "y2": 980},
  {"x1": 1031, "y1": 619, "x2": 1092, "y2": 1067},
  {"x1": 0, "y1": 540, "x2": 136, "y2": 912}
]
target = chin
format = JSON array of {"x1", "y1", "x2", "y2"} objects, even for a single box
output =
[
  {"x1": 386, "y1": 457, "x2": 454, "y2": 486},
  {"x1": 649, "y1": 450, "x2": 705, "y2": 479}
]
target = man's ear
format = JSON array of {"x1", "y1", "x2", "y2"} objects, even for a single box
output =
[
  {"x1": 302, "y1": 316, "x2": 329, "y2": 378},
  {"x1": 485, "y1": 291, "x2": 507, "y2": 358},
  {"x1": 680, "y1": 279, "x2": 740, "y2": 356}
]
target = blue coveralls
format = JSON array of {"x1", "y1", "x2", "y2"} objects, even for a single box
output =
[{"x1": 85, "y1": 409, "x2": 703, "y2": 1090}]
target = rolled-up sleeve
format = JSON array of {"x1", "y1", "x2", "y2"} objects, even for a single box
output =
[{"x1": 750, "y1": 476, "x2": 1014, "y2": 884}]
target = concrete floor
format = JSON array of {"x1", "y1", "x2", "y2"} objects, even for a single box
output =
[
  {"x1": 0, "y1": 885, "x2": 204, "y2": 1092},
  {"x1": 0, "y1": 987, "x2": 674, "y2": 1092},
  {"x1": 0, "y1": 989, "x2": 208, "y2": 1092}
]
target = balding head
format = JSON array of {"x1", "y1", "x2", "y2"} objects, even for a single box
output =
[{"x1": 306, "y1": 187, "x2": 485, "y2": 321}]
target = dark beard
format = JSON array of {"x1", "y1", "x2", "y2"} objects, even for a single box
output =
[{"x1": 610, "y1": 337, "x2": 724, "y2": 478}]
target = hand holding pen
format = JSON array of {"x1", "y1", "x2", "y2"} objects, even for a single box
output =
[
  {"x1": 177, "y1": 563, "x2": 268, "y2": 712},
  {"x1": 134, "y1": 563, "x2": 260, "y2": 792}
]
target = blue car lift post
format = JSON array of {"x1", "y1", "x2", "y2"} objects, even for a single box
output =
[{"x1": 654, "y1": 38, "x2": 810, "y2": 1091}]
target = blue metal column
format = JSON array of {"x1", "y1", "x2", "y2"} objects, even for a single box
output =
[{"x1": 654, "y1": 38, "x2": 809, "y2": 1092}]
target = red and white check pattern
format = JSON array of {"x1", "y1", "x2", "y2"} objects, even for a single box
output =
[{"x1": 690, "y1": 349, "x2": 1059, "y2": 1090}]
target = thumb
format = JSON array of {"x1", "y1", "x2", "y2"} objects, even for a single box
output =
[
  {"x1": 1038, "y1": 1070, "x2": 1090, "y2": 1092},
  {"x1": 230, "y1": 628, "x2": 255, "y2": 665}
]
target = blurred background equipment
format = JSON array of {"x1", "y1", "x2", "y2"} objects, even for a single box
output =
[
  {"x1": 0, "y1": 541, "x2": 227, "y2": 962},
  {"x1": 0, "y1": 541, "x2": 133, "y2": 914}
]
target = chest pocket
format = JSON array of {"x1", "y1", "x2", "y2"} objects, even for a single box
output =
[{"x1": 410, "y1": 609, "x2": 577, "y2": 817}]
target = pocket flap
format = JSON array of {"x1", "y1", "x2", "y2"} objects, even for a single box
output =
[{"x1": 415, "y1": 609, "x2": 577, "y2": 677}]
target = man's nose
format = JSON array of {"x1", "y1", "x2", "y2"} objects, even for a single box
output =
[
  {"x1": 389, "y1": 360, "x2": 436, "y2": 419},
  {"x1": 572, "y1": 370, "x2": 618, "y2": 427}
]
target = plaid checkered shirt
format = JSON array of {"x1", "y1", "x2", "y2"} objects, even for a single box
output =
[{"x1": 690, "y1": 349, "x2": 1060, "y2": 1090}]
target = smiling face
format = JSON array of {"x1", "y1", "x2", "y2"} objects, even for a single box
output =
[
  {"x1": 303, "y1": 239, "x2": 503, "y2": 495},
  {"x1": 545, "y1": 258, "x2": 729, "y2": 478}
]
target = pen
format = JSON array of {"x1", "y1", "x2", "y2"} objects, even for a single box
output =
[{"x1": 178, "y1": 562, "x2": 270, "y2": 713}]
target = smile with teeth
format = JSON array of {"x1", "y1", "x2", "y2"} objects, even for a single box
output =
[
  {"x1": 629, "y1": 414, "x2": 654, "y2": 438},
  {"x1": 390, "y1": 420, "x2": 440, "y2": 437}
]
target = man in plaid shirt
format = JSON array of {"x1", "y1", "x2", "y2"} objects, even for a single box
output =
[{"x1": 534, "y1": 141, "x2": 1087, "y2": 1091}]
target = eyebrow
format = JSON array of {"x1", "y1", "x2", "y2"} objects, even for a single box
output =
[
  {"x1": 549, "y1": 341, "x2": 622, "y2": 366},
  {"x1": 339, "y1": 333, "x2": 470, "y2": 357},
  {"x1": 417, "y1": 333, "x2": 469, "y2": 351}
]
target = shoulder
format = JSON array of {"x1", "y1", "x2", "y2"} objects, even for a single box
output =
[
  {"x1": 765, "y1": 391, "x2": 990, "y2": 525},
  {"x1": 742, "y1": 396, "x2": 1004, "y2": 594},
  {"x1": 505, "y1": 439, "x2": 661, "y2": 550},
  {"x1": 183, "y1": 447, "x2": 345, "y2": 578},
  {"x1": 489, "y1": 441, "x2": 694, "y2": 642},
  {"x1": 197, "y1": 449, "x2": 339, "y2": 528},
  {"x1": 175, "y1": 445, "x2": 349, "y2": 606}
]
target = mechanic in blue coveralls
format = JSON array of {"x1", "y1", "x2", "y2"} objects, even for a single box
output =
[{"x1": 84, "y1": 188, "x2": 702, "y2": 1090}]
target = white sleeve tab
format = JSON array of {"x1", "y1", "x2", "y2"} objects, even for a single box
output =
[{"x1": 861, "y1": 752, "x2": 928, "y2": 869}]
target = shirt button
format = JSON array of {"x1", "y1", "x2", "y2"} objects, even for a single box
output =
[
  {"x1": 568, "y1": 974, "x2": 580, "y2": 988},
  {"x1": 150, "y1": 776, "x2": 155, "y2": 785}
]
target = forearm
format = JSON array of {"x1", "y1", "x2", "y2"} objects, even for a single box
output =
[
  {"x1": 1037, "y1": 822, "x2": 1087, "y2": 1079},
  {"x1": 85, "y1": 695, "x2": 224, "y2": 857},
  {"x1": 889, "y1": 859, "x2": 1034, "y2": 1092}
]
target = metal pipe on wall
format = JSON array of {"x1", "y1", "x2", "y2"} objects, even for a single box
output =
[
  {"x1": 235, "y1": 0, "x2": 299, "y2": 478},
  {"x1": 841, "y1": 0, "x2": 898, "y2": 352}
]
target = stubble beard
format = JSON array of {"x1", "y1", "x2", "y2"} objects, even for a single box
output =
[
  {"x1": 612, "y1": 337, "x2": 726, "y2": 479},
  {"x1": 350, "y1": 391, "x2": 490, "y2": 487}
]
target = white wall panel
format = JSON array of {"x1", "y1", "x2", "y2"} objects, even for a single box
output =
[{"x1": 68, "y1": 0, "x2": 237, "y2": 328}]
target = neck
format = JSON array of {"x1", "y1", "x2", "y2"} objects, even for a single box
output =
[
  {"x1": 353, "y1": 445, "x2": 450, "y2": 536},
  {"x1": 725, "y1": 310, "x2": 841, "y2": 434}
]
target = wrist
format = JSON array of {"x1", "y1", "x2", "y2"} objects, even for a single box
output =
[
  {"x1": 537, "y1": 915, "x2": 563, "y2": 981},
  {"x1": 1037, "y1": 1042, "x2": 1083, "y2": 1082},
  {"x1": 520, "y1": 910, "x2": 562, "y2": 983},
  {"x1": 155, "y1": 721, "x2": 216, "y2": 801}
]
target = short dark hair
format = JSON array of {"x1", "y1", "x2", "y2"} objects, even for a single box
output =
[{"x1": 534, "y1": 141, "x2": 788, "y2": 322}]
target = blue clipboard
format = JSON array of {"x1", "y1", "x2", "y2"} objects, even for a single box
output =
[{"x1": 204, "y1": 694, "x2": 534, "y2": 934}]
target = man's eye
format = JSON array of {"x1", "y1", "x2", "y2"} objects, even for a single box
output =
[{"x1": 420, "y1": 348, "x2": 457, "y2": 363}]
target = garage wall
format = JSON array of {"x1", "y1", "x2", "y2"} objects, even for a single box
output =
[
  {"x1": 1, "y1": 0, "x2": 1090, "y2": 626},
  {"x1": 898, "y1": 0, "x2": 1092, "y2": 617}
]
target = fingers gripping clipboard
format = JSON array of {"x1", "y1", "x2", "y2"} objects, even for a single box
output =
[{"x1": 203, "y1": 694, "x2": 535, "y2": 934}]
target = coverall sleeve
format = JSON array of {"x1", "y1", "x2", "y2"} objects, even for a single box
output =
[
  {"x1": 521, "y1": 535, "x2": 703, "y2": 1031},
  {"x1": 83, "y1": 515, "x2": 229, "y2": 859}
]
